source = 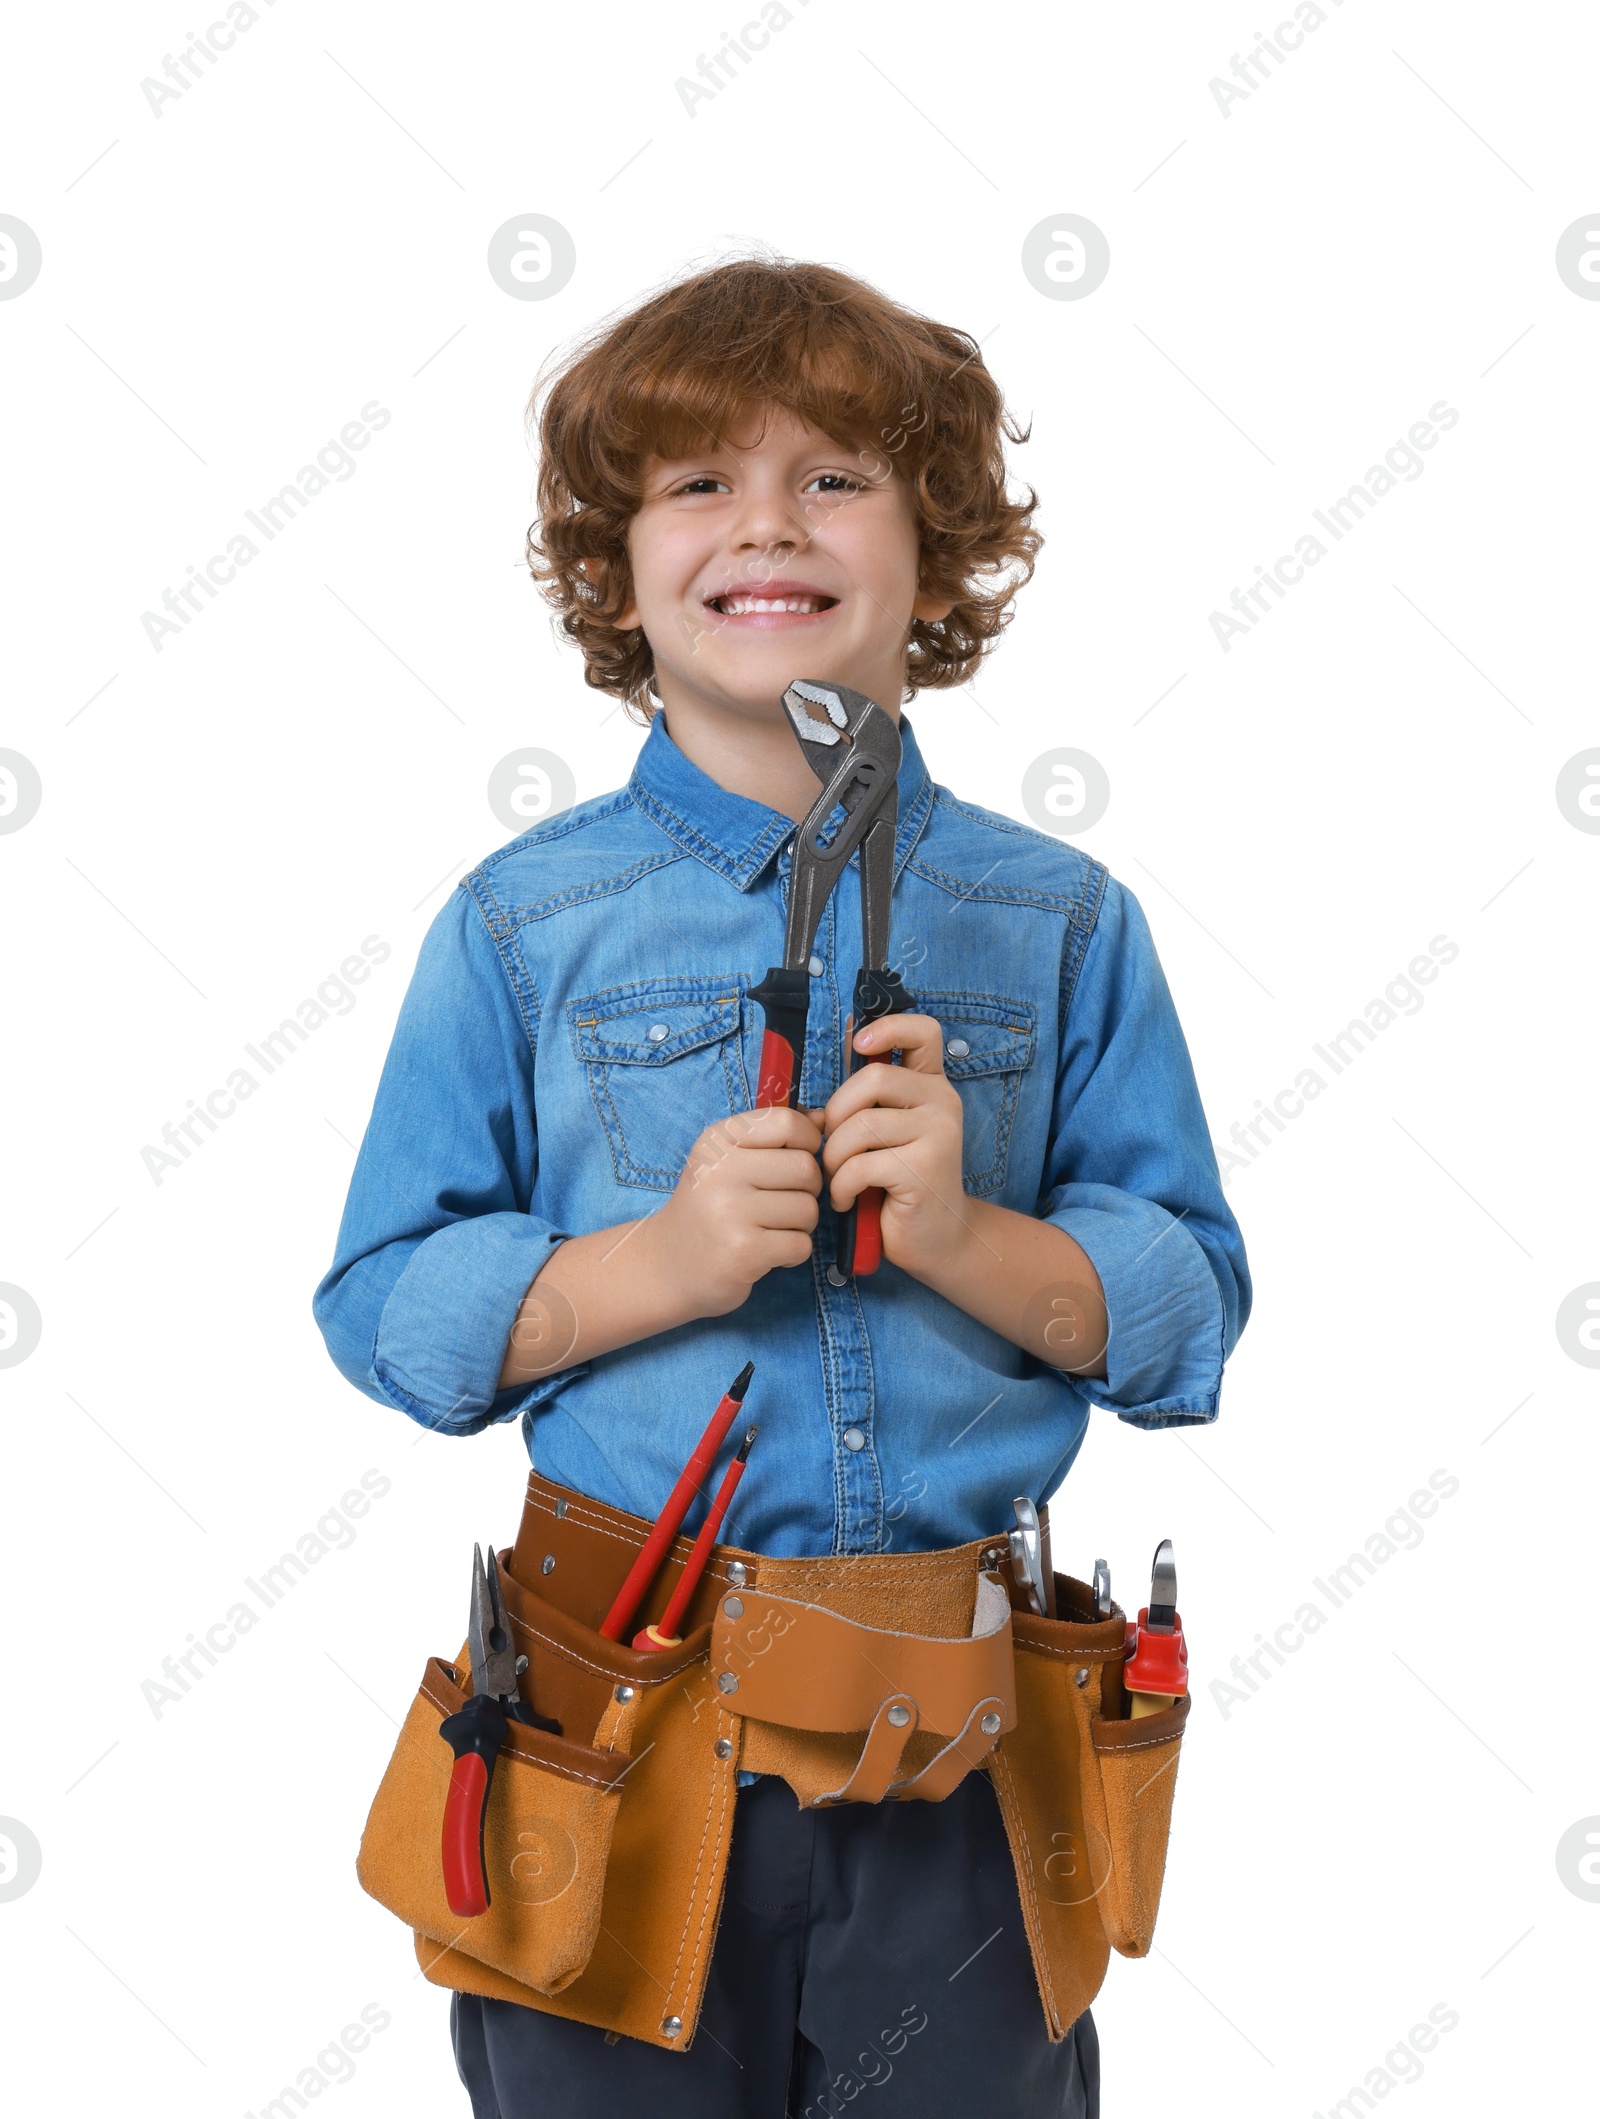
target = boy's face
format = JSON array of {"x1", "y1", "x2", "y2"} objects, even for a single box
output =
[{"x1": 618, "y1": 407, "x2": 952, "y2": 725}]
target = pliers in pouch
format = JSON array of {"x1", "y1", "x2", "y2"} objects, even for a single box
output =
[
  {"x1": 439, "y1": 1543, "x2": 560, "y2": 1919},
  {"x1": 749, "y1": 680, "x2": 912, "y2": 1282}
]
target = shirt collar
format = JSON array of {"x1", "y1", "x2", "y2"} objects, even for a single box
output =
[{"x1": 628, "y1": 706, "x2": 935, "y2": 892}]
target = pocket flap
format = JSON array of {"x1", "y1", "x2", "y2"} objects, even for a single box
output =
[
  {"x1": 917, "y1": 992, "x2": 1037, "y2": 1079},
  {"x1": 567, "y1": 977, "x2": 744, "y2": 1066}
]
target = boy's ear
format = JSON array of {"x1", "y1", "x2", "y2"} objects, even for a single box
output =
[
  {"x1": 911, "y1": 588, "x2": 954, "y2": 623},
  {"x1": 614, "y1": 597, "x2": 641, "y2": 631}
]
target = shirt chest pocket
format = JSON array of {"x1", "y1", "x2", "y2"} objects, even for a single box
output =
[
  {"x1": 917, "y1": 991, "x2": 1038, "y2": 1198},
  {"x1": 567, "y1": 976, "x2": 750, "y2": 1192}
]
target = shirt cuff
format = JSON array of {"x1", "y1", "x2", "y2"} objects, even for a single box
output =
[
  {"x1": 1041, "y1": 1184, "x2": 1226, "y2": 1427},
  {"x1": 372, "y1": 1210, "x2": 587, "y2": 1436}
]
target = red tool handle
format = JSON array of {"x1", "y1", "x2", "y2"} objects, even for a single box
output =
[
  {"x1": 438, "y1": 1692, "x2": 509, "y2": 1917},
  {"x1": 750, "y1": 966, "x2": 809, "y2": 1112},
  {"x1": 834, "y1": 968, "x2": 915, "y2": 1278},
  {"x1": 1123, "y1": 1607, "x2": 1189, "y2": 1697},
  {"x1": 598, "y1": 1362, "x2": 754, "y2": 1641}
]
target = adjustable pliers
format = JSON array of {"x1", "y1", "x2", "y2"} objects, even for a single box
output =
[{"x1": 749, "y1": 680, "x2": 913, "y2": 1281}]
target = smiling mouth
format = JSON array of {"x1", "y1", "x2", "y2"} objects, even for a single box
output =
[{"x1": 705, "y1": 593, "x2": 839, "y2": 617}]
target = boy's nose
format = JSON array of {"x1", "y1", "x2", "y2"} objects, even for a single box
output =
[{"x1": 729, "y1": 482, "x2": 810, "y2": 556}]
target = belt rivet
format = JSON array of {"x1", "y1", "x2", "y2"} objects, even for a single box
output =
[
  {"x1": 661, "y1": 2014, "x2": 683, "y2": 2037},
  {"x1": 723, "y1": 1595, "x2": 744, "y2": 1619},
  {"x1": 615, "y1": 1683, "x2": 635, "y2": 1704},
  {"x1": 515, "y1": 1655, "x2": 529, "y2": 1676},
  {"x1": 981, "y1": 1711, "x2": 1001, "y2": 1733},
  {"x1": 718, "y1": 1672, "x2": 739, "y2": 1695},
  {"x1": 555, "y1": 1499, "x2": 568, "y2": 1518},
  {"x1": 714, "y1": 1737, "x2": 733, "y2": 1759},
  {"x1": 1073, "y1": 1667, "x2": 1089, "y2": 1688},
  {"x1": 886, "y1": 1704, "x2": 911, "y2": 1727},
  {"x1": 726, "y1": 1561, "x2": 748, "y2": 1586},
  {"x1": 541, "y1": 1553, "x2": 556, "y2": 1575}
]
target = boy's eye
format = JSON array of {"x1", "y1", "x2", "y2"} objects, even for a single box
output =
[
  {"x1": 669, "y1": 476, "x2": 731, "y2": 496},
  {"x1": 806, "y1": 473, "x2": 867, "y2": 496}
]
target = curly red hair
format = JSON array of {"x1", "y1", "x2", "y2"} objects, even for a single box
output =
[{"x1": 524, "y1": 256, "x2": 1040, "y2": 723}]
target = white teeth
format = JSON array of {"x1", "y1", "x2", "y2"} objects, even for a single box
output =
[{"x1": 714, "y1": 595, "x2": 829, "y2": 615}]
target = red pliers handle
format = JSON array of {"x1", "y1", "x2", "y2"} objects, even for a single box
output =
[
  {"x1": 439, "y1": 1691, "x2": 511, "y2": 1918},
  {"x1": 836, "y1": 964, "x2": 914, "y2": 1276}
]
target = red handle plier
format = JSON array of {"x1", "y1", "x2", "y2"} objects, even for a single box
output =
[
  {"x1": 438, "y1": 1543, "x2": 561, "y2": 1918},
  {"x1": 748, "y1": 680, "x2": 912, "y2": 1281}
]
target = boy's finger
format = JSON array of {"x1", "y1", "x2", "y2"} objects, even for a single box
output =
[
  {"x1": 825, "y1": 1144, "x2": 925, "y2": 1213},
  {"x1": 821, "y1": 1058, "x2": 943, "y2": 1135},
  {"x1": 716, "y1": 1104, "x2": 822, "y2": 1150},
  {"x1": 725, "y1": 1147, "x2": 825, "y2": 1194},
  {"x1": 819, "y1": 1105, "x2": 923, "y2": 1178},
  {"x1": 846, "y1": 1010, "x2": 947, "y2": 1075}
]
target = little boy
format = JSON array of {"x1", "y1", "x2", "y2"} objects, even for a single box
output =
[{"x1": 314, "y1": 257, "x2": 1250, "y2": 2116}]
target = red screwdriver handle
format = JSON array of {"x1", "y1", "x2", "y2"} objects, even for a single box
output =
[{"x1": 438, "y1": 1692, "x2": 510, "y2": 1917}]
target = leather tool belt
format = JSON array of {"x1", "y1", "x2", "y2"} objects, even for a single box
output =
[{"x1": 357, "y1": 1472, "x2": 1191, "y2": 2052}]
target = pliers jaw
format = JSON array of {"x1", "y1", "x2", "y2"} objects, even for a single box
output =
[{"x1": 749, "y1": 680, "x2": 916, "y2": 1277}]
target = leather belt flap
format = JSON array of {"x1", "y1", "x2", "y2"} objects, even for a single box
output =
[{"x1": 710, "y1": 1573, "x2": 1018, "y2": 1804}]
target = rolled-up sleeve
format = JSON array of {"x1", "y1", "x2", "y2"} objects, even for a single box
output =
[
  {"x1": 311, "y1": 883, "x2": 585, "y2": 1435},
  {"x1": 1038, "y1": 876, "x2": 1250, "y2": 1427}
]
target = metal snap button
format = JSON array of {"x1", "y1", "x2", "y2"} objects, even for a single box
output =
[
  {"x1": 726, "y1": 1561, "x2": 748, "y2": 1587},
  {"x1": 1073, "y1": 1668, "x2": 1090, "y2": 1688},
  {"x1": 723, "y1": 1596, "x2": 744, "y2": 1619},
  {"x1": 647, "y1": 1022, "x2": 670, "y2": 1042},
  {"x1": 886, "y1": 1704, "x2": 911, "y2": 1727},
  {"x1": 717, "y1": 1671, "x2": 739, "y2": 1694},
  {"x1": 843, "y1": 1426, "x2": 866, "y2": 1452},
  {"x1": 515, "y1": 1655, "x2": 529, "y2": 1676},
  {"x1": 541, "y1": 1553, "x2": 555, "y2": 1575},
  {"x1": 981, "y1": 1711, "x2": 1001, "y2": 1733},
  {"x1": 661, "y1": 2015, "x2": 683, "y2": 2037},
  {"x1": 714, "y1": 1737, "x2": 733, "y2": 1759},
  {"x1": 615, "y1": 1683, "x2": 635, "y2": 1703},
  {"x1": 945, "y1": 1036, "x2": 970, "y2": 1058},
  {"x1": 808, "y1": 955, "x2": 824, "y2": 977}
]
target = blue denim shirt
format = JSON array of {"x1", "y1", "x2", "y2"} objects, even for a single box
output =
[{"x1": 312, "y1": 711, "x2": 1250, "y2": 1559}]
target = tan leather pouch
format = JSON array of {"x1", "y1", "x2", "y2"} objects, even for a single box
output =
[
  {"x1": 361, "y1": 1553, "x2": 739, "y2": 2052},
  {"x1": 357, "y1": 1652, "x2": 628, "y2": 1997},
  {"x1": 984, "y1": 1572, "x2": 1190, "y2": 2039}
]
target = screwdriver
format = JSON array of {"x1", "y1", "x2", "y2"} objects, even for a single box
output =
[
  {"x1": 634, "y1": 1427, "x2": 757, "y2": 1652},
  {"x1": 598, "y1": 1361, "x2": 754, "y2": 1641}
]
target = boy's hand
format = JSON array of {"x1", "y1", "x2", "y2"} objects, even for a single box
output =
[
  {"x1": 818, "y1": 1015, "x2": 974, "y2": 1279},
  {"x1": 654, "y1": 1105, "x2": 825, "y2": 1318}
]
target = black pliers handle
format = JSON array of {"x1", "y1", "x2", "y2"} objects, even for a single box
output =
[{"x1": 749, "y1": 681, "x2": 913, "y2": 1279}]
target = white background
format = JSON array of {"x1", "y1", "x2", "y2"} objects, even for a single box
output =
[{"x1": 2, "y1": 2, "x2": 1595, "y2": 2112}]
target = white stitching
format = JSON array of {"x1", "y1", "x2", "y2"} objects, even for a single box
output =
[
  {"x1": 989, "y1": 1743, "x2": 1061, "y2": 2029},
  {"x1": 1092, "y1": 1728, "x2": 1186, "y2": 1755},
  {"x1": 666, "y1": 1707, "x2": 734, "y2": 2008},
  {"x1": 506, "y1": 1607, "x2": 705, "y2": 1689}
]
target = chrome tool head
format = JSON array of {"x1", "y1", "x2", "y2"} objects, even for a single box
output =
[
  {"x1": 1147, "y1": 1539, "x2": 1177, "y2": 1632},
  {"x1": 467, "y1": 1542, "x2": 520, "y2": 1704},
  {"x1": 1008, "y1": 1496, "x2": 1047, "y2": 1617},
  {"x1": 775, "y1": 680, "x2": 902, "y2": 973}
]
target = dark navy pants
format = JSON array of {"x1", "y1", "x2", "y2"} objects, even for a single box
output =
[{"x1": 451, "y1": 1765, "x2": 1099, "y2": 2117}]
